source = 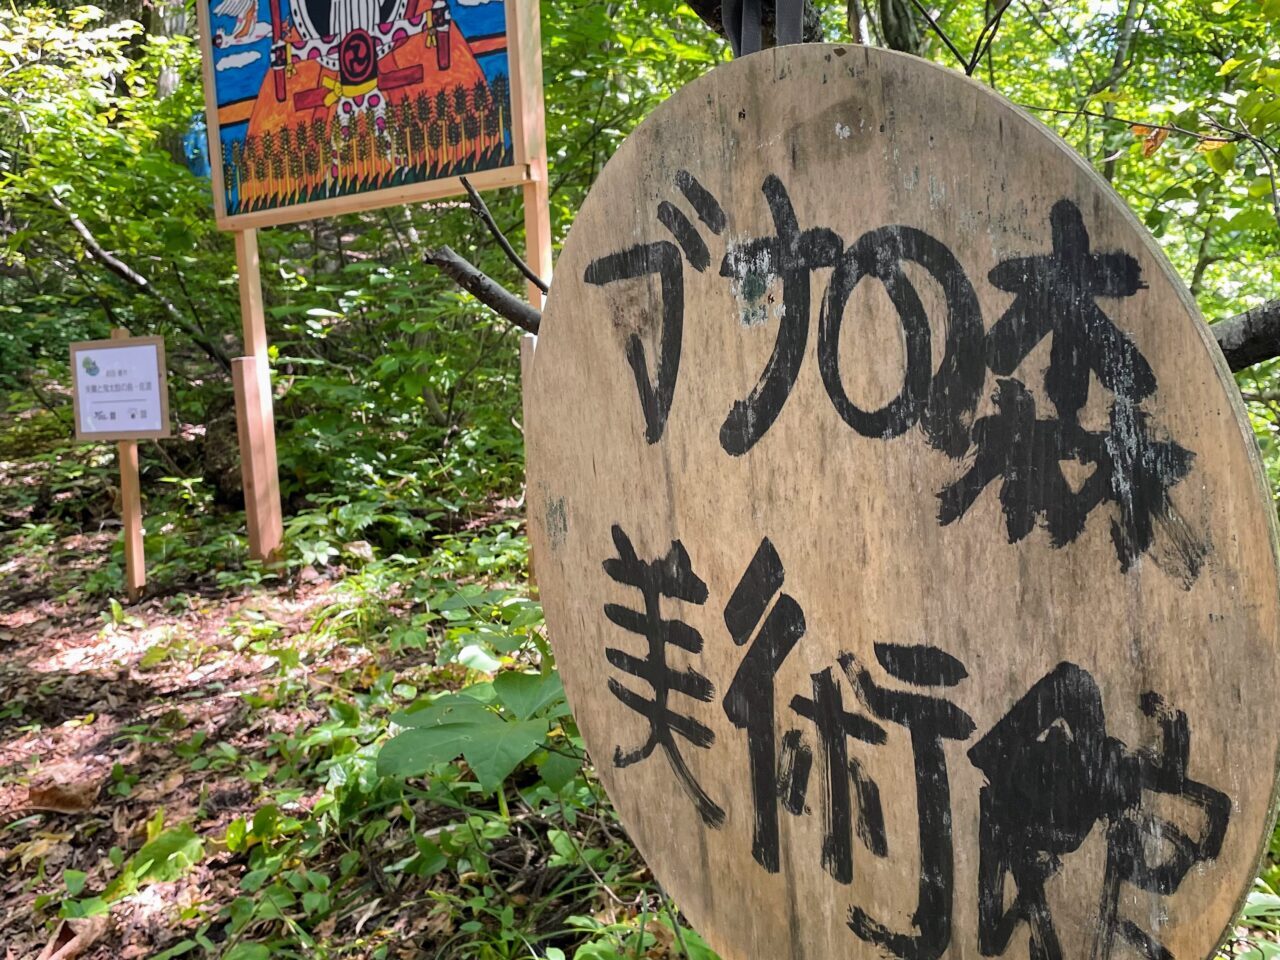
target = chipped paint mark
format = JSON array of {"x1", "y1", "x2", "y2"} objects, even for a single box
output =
[
  {"x1": 723, "y1": 235, "x2": 778, "y2": 327},
  {"x1": 835, "y1": 122, "x2": 851, "y2": 140},
  {"x1": 928, "y1": 173, "x2": 946, "y2": 208},
  {"x1": 545, "y1": 496, "x2": 567, "y2": 549}
]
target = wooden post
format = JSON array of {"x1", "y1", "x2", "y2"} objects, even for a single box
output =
[
  {"x1": 509, "y1": 0, "x2": 552, "y2": 304},
  {"x1": 233, "y1": 229, "x2": 284, "y2": 560},
  {"x1": 520, "y1": 334, "x2": 539, "y2": 594},
  {"x1": 232, "y1": 358, "x2": 272, "y2": 561},
  {"x1": 110, "y1": 327, "x2": 145, "y2": 602}
]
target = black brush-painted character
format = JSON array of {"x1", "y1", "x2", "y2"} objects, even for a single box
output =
[
  {"x1": 938, "y1": 381, "x2": 1197, "y2": 573},
  {"x1": 601, "y1": 524, "x2": 724, "y2": 827},
  {"x1": 985, "y1": 198, "x2": 1155, "y2": 425},
  {"x1": 841, "y1": 645, "x2": 975, "y2": 960},
  {"x1": 968, "y1": 663, "x2": 1229, "y2": 960},
  {"x1": 818, "y1": 225, "x2": 985, "y2": 458},
  {"x1": 721, "y1": 537, "x2": 810, "y2": 872},
  {"x1": 789, "y1": 664, "x2": 889, "y2": 884},
  {"x1": 1103, "y1": 399, "x2": 1197, "y2": 573},
  {"x1": 719, "y1": 176, "x2": 843, "y2": 456},
  {"x1": 938, "y1": 379, "x2": 1111, "y2": 547},
  {"x1": 722, "y1": 185, "x2": 985, "y2": 459},
  {"x1": 584, "y1": 171, "x2": 726, "y2": 444}
]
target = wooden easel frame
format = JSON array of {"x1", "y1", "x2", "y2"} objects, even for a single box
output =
[{"x1": 196, "y1": 0, "x2": 551, "y2": 560}]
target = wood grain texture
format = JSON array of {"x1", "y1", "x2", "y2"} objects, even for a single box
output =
[
  {"x1": 524, "y1": 45, "x2": 1280, "y2": 960},
  {"x1": 234, "y1": 230, "x2": 284, "y2": 560}
]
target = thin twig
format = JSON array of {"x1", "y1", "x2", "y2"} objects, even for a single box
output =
[
  {"x1": 459, "y1": 176, "x2": 549, "y2": 294},
  {"x1": 1018, "y1": 103, "x2": 1226, "y2": 142},
  {"x1": 967, "y1": 0, "x2": 1012, "y2": 75},
  {"x1": 51, "y1": 196, "x2": 232, "y2": 372},
  {"x1": 907, "y1": 0, "x2": 968, "y2": 71}
]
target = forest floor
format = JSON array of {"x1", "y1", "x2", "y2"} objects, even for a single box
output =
[
  {"x1": 0, "y1": 574, "x2": 346, "y2": 958},
  {"x1": 1, "y1": 403, "x2": 1276, "y2": 960},
  {"x1": 0, "y1": 539, "x2": 669, "y2": 960}
]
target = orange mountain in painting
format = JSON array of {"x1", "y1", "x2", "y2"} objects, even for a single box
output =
[{"x1": 225, "y1": 22, "x2": 511, "y2": 213}]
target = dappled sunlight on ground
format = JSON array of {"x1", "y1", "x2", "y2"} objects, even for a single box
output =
[{"x1": 0, "y1": 578, "x2": 359, "y2": 958}]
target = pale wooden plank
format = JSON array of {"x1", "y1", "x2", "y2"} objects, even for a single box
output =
[
  {"x1": 524, "y1": 44, "x2": 1280, "y2": 960},
  {"x1": 233, "y1": 231, "x2": 284, "y2": 560},
  {"x1": 232, "y1": 357, "x2": 267, "y2": 562},
  {"x1": 111, "y1": 328, "x2": 145, "y2": 602}
]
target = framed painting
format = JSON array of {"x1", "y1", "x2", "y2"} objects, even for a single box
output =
[{"x1": 196, "y1": 0, "x2": 543, "y2": 228}]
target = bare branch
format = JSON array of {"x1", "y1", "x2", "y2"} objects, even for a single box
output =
[
  {"x1": 1018, "y1": 103, "x2": 1227, "y2": 143},
  {"x1": 906, "y1": 0, "x2": 968, "y2": 69},
  {"x1": 1214, "y1": 300, "x2": 1280, "y2": 372},
  {"x1": 967, "y1": 0, "x2": 1013, "y2": 75},
  {"x1": 424, "y1": 245, "x2": 541, "y2": 335},
  {"x1": 51, "y1": 195, "x2": 232, "y2": 372},
  {"x1": 459, "y1": 176, "x2": 549, "y2": 294}
]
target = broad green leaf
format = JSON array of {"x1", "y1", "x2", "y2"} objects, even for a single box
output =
[
  {"x1": 392, "y1": 692, "x2": 494, "y2": 728},
  {"x1": 537, "y1": 749, "x2": 584, "y2": 792},
  {"x1": 378, "y1": 715, "x2": 548, "y2": 790},
  {"x1": 60, "y1": 896, "x2": 109, "y2": 919},
  {"x1": 493, "y1": 670, "x2": 566, "y2": 720},
  {"x1": 457, "y1": 643, "x2": 503, "y2": 672},
  {"x1": 130, "y1": 824, "x2": 203, "y2": 885},
  {"x1": 460, "y1": 718, "x2": 550, "y2": 791},
  {"x1": 63, "y1": 869, "x2": 87, "y2": 896},
  {"x1": 378, "y1": 721, "x2": 497, "y2": 778}
]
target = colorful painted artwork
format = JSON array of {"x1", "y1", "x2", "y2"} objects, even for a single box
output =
[{"x1": 202, "y1": 0, "x2": 515, "y2": 221}]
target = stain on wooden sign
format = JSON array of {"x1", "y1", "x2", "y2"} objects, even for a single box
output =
[{"x1": 524, "y1": 44, "x2": 1280, "y2": 960}]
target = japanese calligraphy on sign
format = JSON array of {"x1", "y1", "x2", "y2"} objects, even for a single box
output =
[
  {"x1": 70, "y1": 336, "x2": 171, "y2": 442},
  {"x1": 524, "y1": 45, "x2": 1280, "y2": 960}
]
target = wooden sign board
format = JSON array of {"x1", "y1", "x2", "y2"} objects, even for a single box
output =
[
  {"x1": 525, "y1": 45, "x2": 1280, "y2": 960},
  {"x1": 70, "y1": 335, "x2": 171, "y2": 442},
  {"x1": 195, "y1": 0, "x2": 544, "y2": 229}
]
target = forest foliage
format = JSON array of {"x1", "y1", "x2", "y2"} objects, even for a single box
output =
[{"x1": 2, "y1": 1, "x2": 1280, "y2": 958}]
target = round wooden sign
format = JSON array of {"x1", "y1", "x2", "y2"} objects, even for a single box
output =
[{"x1": 525, "y1": 44, "x2": 1280, "y2": 960}]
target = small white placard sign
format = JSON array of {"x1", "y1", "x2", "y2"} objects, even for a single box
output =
[{"x1": 70, "y1": 336, "x2": 171, "y2": 441}]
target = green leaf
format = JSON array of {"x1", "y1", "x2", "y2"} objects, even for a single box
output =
[
  {"x1": 223, "y1": 944, "x2": 271, "y2": 960},
  {"x1": 63, "y1": 869, "x2": 87, "y2": 896},
  {"x1": 537, "y1": 750, "x2": 584, "y2": 792},
  {"x1": 241, "y1": 868, "x2": 271, "y2": 893},
  {"x1": 150, "y1": 941, "x2": 197, "y2": 960},
  {"x1": 493, "y1": 670, "x2": 566, "y2": 720},
  {"x1": 1206, "y1": 142, "x2": 1238, "y2": 175},
  {"x1": 457, "y1": 643, "x2": 503, "y2": 672},
  {"x1": 130, "y1": 824, "x2": 203, "y2": 885},
  {"x1": 224, "y1": 817, "x2": 247, "y2": 853},
  {"x1": 412, "y1": 837, "x2": 448, "y2": 876},
  {"x1": 391, "y1": 693, "x2": 493, "y2": 728},
  {"x1": 60, "y1": 896, "x2": 109, "y2": 919},
  {"x1": 378, "y1": 715, "x2": 548, "y2": 791},
  {"x1": 378, "y1": 722, "x2": 493, "y2": 778},
  {"x1": 461, "y1": 718, "x2": 550, "y2": 791}
]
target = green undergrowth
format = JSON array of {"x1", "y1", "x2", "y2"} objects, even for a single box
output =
[{"x1": 10, "y1": 520, "x2": 714, "y2": 958}]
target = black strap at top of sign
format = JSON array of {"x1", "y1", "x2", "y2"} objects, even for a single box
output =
[{"x1": 722, "y1": 0, "x2": 804, "y2": 56}]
